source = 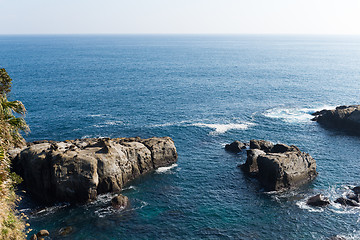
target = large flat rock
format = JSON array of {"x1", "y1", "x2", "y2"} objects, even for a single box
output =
[{"x1": 11, "y1": 137, "x2": 177, "y2": 203}]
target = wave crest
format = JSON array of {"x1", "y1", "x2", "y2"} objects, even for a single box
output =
[
  {"x1": 264, "y1": 105, "x2": 336, "y2": 123},
  {"x1": 192, "y1": 122, "x2": 254, "y2": 134}
]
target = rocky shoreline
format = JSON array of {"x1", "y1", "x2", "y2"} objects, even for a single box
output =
[{"x1": 11, "y1": 137, "x2": 178, "y2": 204}]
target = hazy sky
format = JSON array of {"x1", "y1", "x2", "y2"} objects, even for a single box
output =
[{"x1": 1, "y1": 0, "x2": 360, "y2": 34}]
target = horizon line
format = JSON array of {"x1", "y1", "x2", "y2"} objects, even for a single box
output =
[{"x1": 1, "y1": 33, "x2": 360, "y2": 36}]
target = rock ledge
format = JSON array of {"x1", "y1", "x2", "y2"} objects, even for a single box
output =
[{"x1": 12, "y1": 137, "x2": 177, "y2": 203}]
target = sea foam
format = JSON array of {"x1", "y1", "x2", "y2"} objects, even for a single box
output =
[
  {"x1": 264, "y1": 105, "x2": 336, "y2": 123},
  {"x1": 192, "y1": 122, "x2": 254, "y2": 134},
  {"x1": 155, "y1": 163, "x2": 178, "y2": 174}
]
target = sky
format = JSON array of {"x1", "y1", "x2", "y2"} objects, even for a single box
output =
[{"x1": 1, "y1": 0, "x2": 360, "y2": 35}]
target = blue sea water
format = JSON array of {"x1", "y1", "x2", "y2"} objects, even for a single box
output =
[{"x1": 1, "y1": 35, "x2": 360, "y2": 240}]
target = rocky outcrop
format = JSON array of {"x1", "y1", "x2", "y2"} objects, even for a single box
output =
[
  {"x1": 11, "y1": 137, "x2": 177, "y2": 204},
  {"x1": 312, "y1": 105, "x2": 360, "y2": 134},
  {"x1": 306, "y1": 194, "x2": 330, "y2": 207},
  {"x1": 111, "y1": 194, "x2": 130, "y2": 209},
  {"x1": 239, "y1": 140, "x2": 317, "y2": 191},
  {"x1": 225, "y1": 141, "x2": 246, "y2": 153}
]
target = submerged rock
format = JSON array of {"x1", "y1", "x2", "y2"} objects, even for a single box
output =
[
  {"x1": 12, "y1": 137, "x2": 177, "y2": 204},
  {"x1": 240, "y1": 140, "x2": 317, "y2": 191},
  {"x1": 306, "y1": 194, "x2": 330, "y2": 207},
  {"x1": 59, "y1": 226, "x2": 73, "y2": 236},
  {"x1": 225, "y1": 141, "x2": 246, "y2": 153},
  {"x1": 312, "y1": 105, "x2": 360, "y2": 135}
]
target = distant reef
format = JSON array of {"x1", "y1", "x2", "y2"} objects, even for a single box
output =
[
  {"x1": 311, "y1": 105, "x2": 360, "y2": 135},
  {"x1": 226, "y1": 140, "x2": 317, "y2": 191},
  {"x1": 11, "y1": 137, "x2": 177, "y2": 204}
]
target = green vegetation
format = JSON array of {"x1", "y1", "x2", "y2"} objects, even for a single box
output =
[{"x1": 0, "y1": 68, "x2": 29, "y2": 240}]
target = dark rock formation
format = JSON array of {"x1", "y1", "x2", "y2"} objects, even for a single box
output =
[
  {"x1": 240, "y1": 149, "x2": 265, "y2": 174},
  {"x1": 11, "y1": 137, "x2": 177, "y2": 204},
  {"x1": 346, "y1": 192, "x2": 360, "y2": 202},
  {"x1": 225, "y1": 141, "x2": 246, "y2": 153},
  {"x1": 249, "y1": 139, "x2": 273, "y2": 152},
  {"x1": 111, "y1": 194, "x2": 130, "y2": 209},
  {"x1": 352, "y1": 186, "x2": 360, "y2": 194},
  {"x1": 312, "y1": 105, "x2": 360, "y2": 134},
  {"x1": 335, "y1": 197, "x2": 360, "y2": 207},
  {"x1": 306, "y1": 194, "x2": 330, "y2": 207},
  {"x1": 36, "y1": 230, "x2": 49, "y2": 240},
  {"x1": 239, "y1": 140, "x2": 317, "y2": 191}
]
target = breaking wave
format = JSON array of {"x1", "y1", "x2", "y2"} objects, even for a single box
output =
[{"x1": 263, "y1": 105, "x2": 336, "y2": 123}]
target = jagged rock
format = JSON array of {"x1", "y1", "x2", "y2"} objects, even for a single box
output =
[
  {"x1": 257, "y1": 149, "x2": 317, "y2": 191},
  {"x1": 240, "y1": 149, "x2": 266, "y2": 174},
  {"x1": 271, "y1": 144, "x2": 299, "y2": 153},
  {"x1": 312, "y1": 105, "x2": 360, "y2": 135},
  {"x1": 306, "y1": 194, "x2": 330, "y2": 207},
  {"x1": 111, "y1": 194, "x2": 130, "y2": 209},
  {"x1": 249, "y1": 140, "x2": 273, "y2": 152},
  {"x1": 12, "y1": 137, "x2": 177, "y2": 203},
  {"x1": 335, "y1": 197, "x2": 360, "y2": 207},
  {"x1": 352, "y1": 186, "x2": 360, "y2": 194},
  {"x1": 346, "y1": 192, "x2": 360, "y2": 202},
  {"x1": 237, "y1": 140, "x2": 317, "y2": 191},
  {"x1": 30, "y1": 234, "x2": 37, "y2": 240},
  {"x1": 225, "y1": 141, "x2": 246, "y2": 153}
]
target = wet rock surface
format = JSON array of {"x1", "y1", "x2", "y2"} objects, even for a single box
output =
[
  {"x1": 11, "y1": 137, "x2": 177, "y2": 204},
  {"x1": 306, "y1": 194, "x2": 331, "y2": 207}
]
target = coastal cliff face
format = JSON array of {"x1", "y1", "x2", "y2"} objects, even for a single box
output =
[
  {"x1": 238, "y1": 140, "x2": 317, "y2": 191},
  {"x1": 312, "y1": 105, "x2": 360, "y2": 134},
  {"x1": 11, "y1": 137, "x2": 177, "y2": 204}
]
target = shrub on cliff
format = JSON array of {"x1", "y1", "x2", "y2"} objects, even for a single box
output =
[{"x1": 0, "y1": 68, "x2": 29, "y2": 240}]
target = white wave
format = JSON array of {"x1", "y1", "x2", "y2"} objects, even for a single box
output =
[
  {"x1": 192, "y1": 122, "x2": 254, "y2": 134},
  {"x1": 264, "y1": 105, "x2": 336, "y2": 123},
  {"x1": 296, "y1": 200, "x2": 325, "y2": 213},
  {"x1": 155, "y1": 163, "x2": 178, "y2": 174},
  {"x1": 33, "y1": 203, "x2": 70, "y2": 216},
  {"x1": 104, "y1": 120, "x2": 123, "y2": 126},
  {"x1": 87, "y1": 114, "x2": 110, "y2": 118},
  {"x1": 150, "y1": 120, "x2": 189, "y2": 128},
  {"x1": 123, "y1": 185, "x2": 137, "y2": 191}
]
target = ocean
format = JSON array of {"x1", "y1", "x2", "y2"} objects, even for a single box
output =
[{"x1": 1, "y1": 35, "x2": 360, "y2": 239}]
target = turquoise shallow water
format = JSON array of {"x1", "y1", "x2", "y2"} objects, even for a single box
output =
[{"x1": 1, "y1": 35, "x2": 360, "y2": 239}]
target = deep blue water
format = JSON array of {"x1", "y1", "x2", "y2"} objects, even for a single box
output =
[{"x1": 1, "y1": 35, "x2": 360, "y2": 239}]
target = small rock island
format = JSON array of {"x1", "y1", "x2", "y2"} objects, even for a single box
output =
[
  {"x1": 227, "y1": 140, "x2": 317, "y2": 191},
  {"x1": 312, "y1": 105, "x2": 360, "y2": 134},
  {"x1": 11, "y1": 137, "x2": 178, "y2": 204}
]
